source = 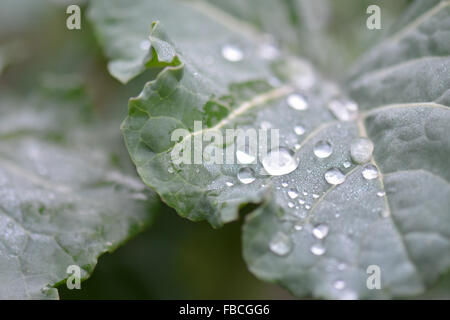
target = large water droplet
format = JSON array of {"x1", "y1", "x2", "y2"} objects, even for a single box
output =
[
  {"x1": 222, "y1": 44, "x2": 244, "y2": 62},
  {"x1": 310, "y1": 243, "x2": 326, "y2": 256},
  {"x1": 325, "y1": 168, "x2": 346, "y2": 185},
  {"x1": 287, "y1": 94, "x2": 308, "y2": 111},
  {"x1": 237, "y1": 167, "x2": 255, "y2": 184},
  {"x1": 312, "y1": 224, "x2": 329, "y2": 239},
  {"x1": 269, "y1": 232, "x2": 293, "y2": 256},
  {"x1": 294, "y1": 125, "x2": 305, "y2": 136},
  {"x1": 328, "y1": 98, "x2": 358, "y2": 121},
  {"x1": 362, "y1": 164, "x2": 378, "y2": 180},
  {"x1": 313, "y1": 140, "x2": 333, "y2": 158},
  {"x1": 288, "y1": 188, "x2": 299, "y2": 199},
  {"x1": 350, "y1": 138, "x2": 374, "y2": 164},
  {"x1": 262, "y1": 147, "x2": 299, "y2": 176},
  {"x1": 236, "y1": 150, "x2": 256, "y2": 164}
]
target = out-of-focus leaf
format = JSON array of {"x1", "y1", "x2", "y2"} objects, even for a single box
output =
[{"x1": 0, "y1": 89, "x2": 160, "y2": 299}]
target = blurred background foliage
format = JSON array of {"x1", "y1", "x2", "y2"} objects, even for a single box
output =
[{"x1": 2, "y1": 0, "x2": 448, "y2": 299}]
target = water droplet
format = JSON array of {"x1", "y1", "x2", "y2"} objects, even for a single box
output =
[
  {"x1": 236, "y1": 150, "x2": 256, "y2": 164},
  {"x1": 328, "y1": 98, "x2": 358, "y2": 121},
  {"x1": 312, "y1": 193, "x2": 319, "y2": 199},
  {"x1": 343, "y1": 161, "x2": 351, "y2": 168},
  {"x1": 226, "y1": 181, "x2": 234, "y2": 187},
  {"x1": 222, "y1": 44, "x2": 244, "y2": 62},
  {"x1": 294, "y1": 125, "x2": 305, "y2": 136},
  {"x1": 262, "y1": 147, "x2": 299, "y2": 176},
  {"x1": 362, "y1": 164, "x2": 378, "y2": 180},
  {"x1": 294, "y1": 144, "x2": 301, "y2": 151},
  {"x1": 302, "y1": 191, "x2": 308, "y2": 196},
  {"x1": 288, "y1": 202, "x2": 295, "y2": 208},
  {"x1": 106, "y1": 241, "x2": 113, "y2": 247},
  {"x1": 259, "y1": 43, "x2": 280, "y2": 60},
  {"x1": 310, "y1": 243, "x2": 326, "y2": 256},
  {"x1": 237, "y1": 167, "x2": 256, "y2": 184},
  {"x1": 298, "y1": 199, "x2": 305, "y2": 205},
  {"x1": 140, "y1": 39, "x2": 150, "y2": 51},
  {"x1": 313, "y1": 140, "x2": 333, "y2": 158},
  {"x1": 350, "y1": 138, "x2": 374, "y2": 164},
  {"x1": 282, "y1": 182, "x2": 288, "y2": 188},
  {"x1": 269, "y1": 232, "x2": 293, "y2": 256},
  {"x1": 168, "y1": 167, "x2": 174, "y2": 174},
  {"x1": 294, "y1": 222, "x2": 303, "y2": 231},
  {"x1": 377, "y1": 191, "x2": 385, "y2": 197},
  {"x1": 288, "y1": 188, "x2": 298, "y2": 199},
  {"x1": 312, "y1": 224, "x2": 329, "y2": 239},
  {"x1": 305, "y1": 204, "x2": 311, "y2": 210},
  {"x1": 334, "y1": 280, "x2": 346, "y2": 290},
  {"x1": 287, "y1": 94, "x2": 308, "y2": 111},
  {"x1": 325, "y1": 168, "x2": 346, "y2": 185}
]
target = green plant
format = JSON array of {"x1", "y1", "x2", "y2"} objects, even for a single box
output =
[{"x1": 1, "y1": 0, "x2": 449, "y2": 299}]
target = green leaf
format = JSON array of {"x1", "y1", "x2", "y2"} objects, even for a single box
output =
[
  {"x1": 0, "y1": 89, "x2": 160, "y2": 299},
  {"x1": 91, "y1": 0, "x2": 450, "y2": 299}
]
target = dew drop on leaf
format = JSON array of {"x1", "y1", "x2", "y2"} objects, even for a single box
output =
[
  {"x1": 288, "y1": 188, "x2": 299, "y2": 199},
  {"x1": 313, "y1": 140, "x2": 333, "y2": 158},
  {"x1": 225, "y1": 181, "x2": 234, "y2": 187},
  {"x1": 287, "y1": 94, "x2": 308, "y2": 111},
  {"x1": 324, "y1": 168, "x2": 346, "y2": 185},
  {"x1": 310, "y1": 243, "x2": 326, "y2": 256},
  {"x1": 377, "y1": 191, "x2": 386, "y2": 197},
  {"x1": 294, "y1": 222, "x2": 303, "y2": 231},
  {"x1": 269, "y1": 232, "x2": 293, "y2": 256},
  {"x1": 350, "y1": 138, "x2": 374, "y2": 164},
  {"x1": 259, "y1": 42, "x2": 280, "y2": 60},
  {"x1": 221, "y1": 44, "x2": 244, "y2": 62},
  {"x1": 312, "y1": 224, "x2": 329, "y2": 239},
  {"x1": 327, "y1": 98, "x2": 358, "y2": 121},
  {"x1": 237, "y1": 167, "x2": 255, "y2": 184},
  {"x1": 262, "y1": 147, "x2": 299, "y2": 176},
  {"x1": 236, "y1": 150, "x2": 256, "y2": 164},
  {"x1": 294, "y1": 125, "x2": 305, "y2": 136},
  {"x1": 362, "y1": 164, "x2": 379, "y2": 180}
]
